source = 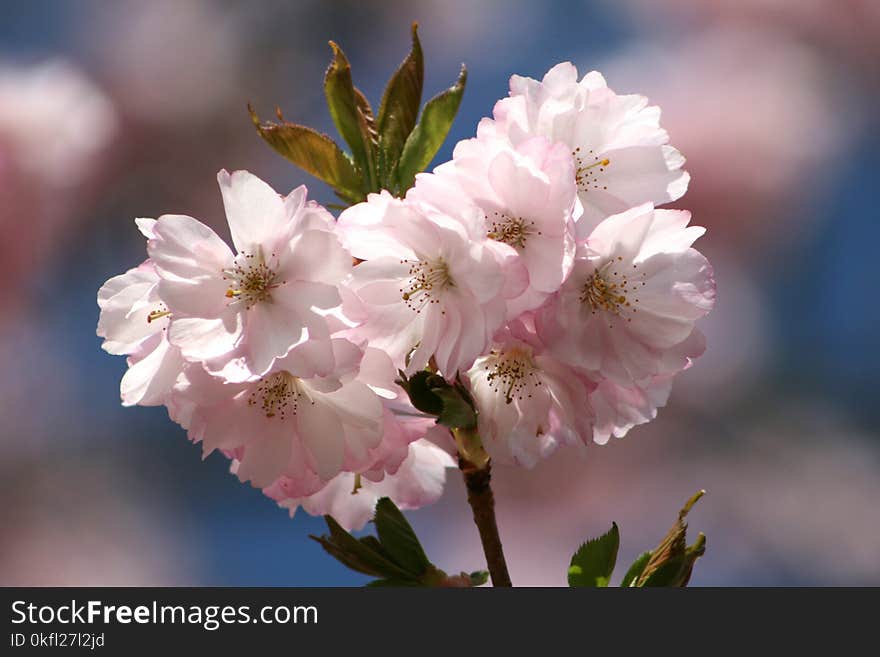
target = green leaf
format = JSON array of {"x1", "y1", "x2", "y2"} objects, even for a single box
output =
[
  {"x1": 248, "y1": 105, "x2": 364, "y2": 203},
  {"x1": 353, "y1": 87, "x2": 379, "y2": 192},
  {"x1": 309, "y1": 534, "x2": 383, "y2": 578},
  {"x1": 313, "y1": 506, "x2": 487, "y2": 588},
  {"x1": 433, "y1": 385, "x2": 477, "y2": 429},
  {"x1": 373, "y1": 497, "x2": 431, "y2": 576},
  {"x1": 469, "y1": 570, "x2": 490, "y2": 586},
  {"x1": 396, "y1": 371, "x2": 477, "y2": 429},
  {"x1": 451, "y1": 373, "x2": 477, "y2": 419},
  {"x1": 310, "y1": 515, "x2": 412, "y2": 581},
  {"x1": 568, "y1": 522, "x2": 620, "y2": 587},
  {"x1": 358, "y1": 535, "x2": 385, "y2": 555},
  {"x1": 396, "y1": 64, "x2": 467, "y2": 192},
  {"x1": 376, "y1": 23, "x2": 424, "y2": 182},
  {"x1": 395, "y1": 370, "x2": 444, "y2": 416},
  {"x1": 324, "y1": 42, "x2": 377, "y2": 190},
  {"x1": 353, "y1": 87, "x2": 377, "y2": 138},
  {"x1": 621, "y1": 552, "x2": 652, "y2": 587}
]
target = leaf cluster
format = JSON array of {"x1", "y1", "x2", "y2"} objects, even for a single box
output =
[
  {"x1": 250, "y1": 24, "x2": 467, "y2": 206},
  {"x1": 395, "y1": 369, "x2": 477, "y2": 430},
  {"x1": 311, "y1": 497, "x2": 487, "y2": 587},
  {"x1": 568, "y1": 491, "x2": 707, "y2": 588}
]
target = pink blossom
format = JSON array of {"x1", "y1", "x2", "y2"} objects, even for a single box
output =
[
  {"x1": 591, "y1": 375, "x2": 675, "y2": 445},
  {"x1": 482, "y1": 62, "x2": 689, "y2": 237},
  {"x1": 146, "y1": 170, "x2": 351, "y2": 381},
  {"x1": 266, "y1": 433, "x2": 456, "y2": 532},
  {"x1": 257, "y1": 404, "x2": 435, "y2": 503},
  {"x1": 410, "y1": 135, "x2": 577, "y2": 317},
  {"x1": 337, "y1": 191, "x2": 506, "y2": 377},
  {"x1": 537, "y1": 203, "x2": 715, "y2": 387},
  {"x1": 96, "y1": 221, "x2": 184, "y2": 406},
  {"x1": 176, "y1": 339, "x2": 394, "y2": 490},
  {"x1": 466, "y1": 328, "x2": 595, "y2": 468}
]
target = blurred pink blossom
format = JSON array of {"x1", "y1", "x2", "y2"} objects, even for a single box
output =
[
  {"x1": 0, "y1": 59, "x2": 117, "y2": 309},
  {"x1": 600, "y1": 27, "x2": 849, "y2": 250},
  {"x1": 0, "y1": 59, "x2": 117, "y2": 186},
  {"x1": 87, "y1": 0, "x2": 247, "y2": 123},
  {"x1": 622, "y1": 0, "x2": 880, "y2": 75},
  {"x1": 0, "y1": 461, "x2": 200, "y2": 586}
]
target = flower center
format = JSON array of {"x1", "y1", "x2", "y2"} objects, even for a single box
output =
[
  {"x1": 579, "y1": 257, "x2": 646, "y2": 325},
  {"x1": 485, "y1": 347, "x2": 542, "y2": 404},
  {"x1": 487, "y1": 212, "x2": 540, "y2": 249},
  {"x1": 223, "y1": 250, "x2": 284, "y2": 310},
  {"x1": 573, "y1": 147, "x2": 610, "y2": 193},
  {"x1": 400, "y1": 257, "x2": 455, "y2": 313},
  {"x1": 248, "y1": 371, "x2": 310, "y2": 420}
]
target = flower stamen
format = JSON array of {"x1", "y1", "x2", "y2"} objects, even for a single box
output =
[
  {"x1": 147, "y1": 308, "x2": 171, "y2": 323},
  {"x1": 485, "y1": 347, "x2": 542, "y2": 404},
  {"x1": 580, "y1": 257, "x2": 646, "y2": 326},
  {"x1": 248, "y1": 371, "x2": 311, "y2": 420},
  {"x1": 400, "y1": 257, "x2": 454, "y2": 313},
  {"x1": 222, "y1": 249, "x2": 285, "y2": 310},
  {"x1": 573, "y1": 147, "x2": 610, "y2": 193},
  {"x1": 487, "y1": 211, "x2": 541, "y2": 249}
]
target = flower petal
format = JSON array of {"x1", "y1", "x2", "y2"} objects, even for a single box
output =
[{"x1": 217, "y1": 169, "x2": 287, "y2": 253}]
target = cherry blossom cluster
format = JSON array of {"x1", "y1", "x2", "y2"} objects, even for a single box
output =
[{"x1": 98, "y1": 63, "x2": 715, "y2": 529}]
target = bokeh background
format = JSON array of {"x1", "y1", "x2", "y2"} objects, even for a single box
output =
[{"x1": 1, "y1": 0, "x2": 878, "y2": 586}]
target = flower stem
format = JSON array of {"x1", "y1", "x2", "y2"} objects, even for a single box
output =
[{"x1": 458, "y1": 455, "x2": 512, "y2": 587}]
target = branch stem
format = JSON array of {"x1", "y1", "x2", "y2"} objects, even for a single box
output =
[{"x1": 459, "y1": 456, "x2": 512, "y2": 587}]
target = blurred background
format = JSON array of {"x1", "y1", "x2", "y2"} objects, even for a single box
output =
[{"x1": 1, "y1": 0, "x2": 878, "y2": 586}]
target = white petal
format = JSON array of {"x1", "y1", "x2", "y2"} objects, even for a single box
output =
[
  {"x1": 297, "y1": 399, "x2": 345, "y2": 481},
  {"x1": 120, "y1": 339, "x2": 184, "y2": 406},
  {"x1": 405, "y1": 303, "x2": 445, "y2": 374},
  {"x1": 336, "y1": 192, "x2": 417, "y2": 261},
  {"x1": 521, "y1": 233, "x2": 571, "y2": 293},
  {"x1": 488, "y1": 148, "x2": 550, "y2": 222},
  {"x1": 217, "y1": 169, "x2": 287, "y2": 253},
  {"x1": 135, "y1": 217, "x2": 157, "y2": 239},
  {"x1": 274, "y1": 279, "x2": 341, "y2": 313},
  {"x1": 236, "y1": 427, "x2": 293, "y2": 488},
  {"x1": 597, "y1": 144, "x2": 689, "y2": 209},
  {"x1": 169, "y1": 314, "x2": 241, "y2": 362},
  {"x1": 97, "y1": 268, "x2": 161, "y2": 354},
  {"x1": 277, "y1": 338, "x2": 337, "y2": 380},
  {"x1": 357, "y1": 347, "x2": 399, "y2": 399},
  {"x1": 279, "y1": 229, "x2": 351, "y2": 286},
  {"x1": 243, "y1": 301, "x2": 305, "y2": 376},
  {"x1": 148, "y1": 214, "x2": 233, "y2": 317}
]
